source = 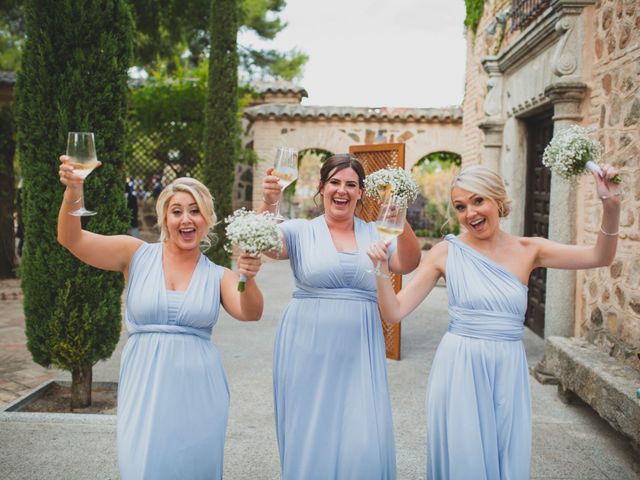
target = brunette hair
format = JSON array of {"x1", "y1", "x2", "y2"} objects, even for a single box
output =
[{"x1": 313, "y1": 154, "x2": 366, "y2": 206}]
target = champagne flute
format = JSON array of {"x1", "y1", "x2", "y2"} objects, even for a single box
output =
[
  {"x1": 66, "y1": 132, "x2": 99, "y2": 216},
  {"x1": 272, "y1": 146, "x2": 298, "y2": 222},
  {"x1": 369, "y1": 199, "x2": 407, "y2": 277}
]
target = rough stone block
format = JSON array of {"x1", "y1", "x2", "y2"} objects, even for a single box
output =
[{"x1": 541, "y1": 336, "x2": 640, "y2": 450}]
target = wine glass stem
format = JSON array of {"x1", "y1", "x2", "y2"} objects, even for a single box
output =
[{"x1": 275, "y1": 187, "x2": 284, "y2": 217}]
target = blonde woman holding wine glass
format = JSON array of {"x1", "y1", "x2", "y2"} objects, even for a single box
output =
[
  {"x1": 367, "y1": 164, "x2": 621, "y2": 480},
  {"x1": 57, "y1": 155, "x2": 265, "y2": 480},
  {"x1": 260, "y1": 153, "x2": 421, "y2": 479}
]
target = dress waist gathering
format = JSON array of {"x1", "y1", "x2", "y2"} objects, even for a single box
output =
[
  {"x1": 127, "y1": 323, "x2": 212, "y2": 340},
  {"x1": 292, "y1": 285, "x2": 377, "y2": 303},
  {"x1": 447, "y1": 305, "x2": 524, "y2": 342}
]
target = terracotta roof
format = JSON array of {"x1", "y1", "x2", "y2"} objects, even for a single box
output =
[
  {"x1": 253, "y1": 80, "x2": 308, "y2": 97},
  {"x1": 0, "y1": 71, "x2": 16, "y2": 84},
  {"x1": 243, "y1": 104, "x2": 462, "y2": 123}
]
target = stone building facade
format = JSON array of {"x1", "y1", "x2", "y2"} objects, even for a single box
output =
[{"x1": 462, "y1": 0, "x2": 639, "y2": 371}]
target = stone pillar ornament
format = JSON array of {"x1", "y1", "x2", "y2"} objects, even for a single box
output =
[
  {"x1": 550, "y1": 0, "x2": 596, "y2": 79},
  {"x1": 543, "y1": 80, "x2": 587, "y2": 337},
  {"x1": 479, "y1": 57, "x2": 505, "y2": 173}
]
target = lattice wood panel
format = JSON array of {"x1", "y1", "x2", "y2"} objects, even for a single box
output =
[{"x1": 349, "y1": 143, "x2": 405, "y2": 360}]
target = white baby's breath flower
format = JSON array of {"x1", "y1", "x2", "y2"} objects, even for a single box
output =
[
  {"x1": 542, "y1": 125, "x2": 603, "y2": 181},
  {"x1": 225, "y1": 209, "x2": 282, "y2": 291},
  {"x1": 364, "y1": 167, "x2": 419, "y2": 208}
]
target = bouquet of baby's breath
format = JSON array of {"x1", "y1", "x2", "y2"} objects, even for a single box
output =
[
  {"x1": 364, "y1": 167, "x2": 419, "y2": 208},
  {"x1": 542, "y1": 125, "x2": 621, "y2": 183},
  {"x1": 225, "y1": 209, "x2": 282, "y2": 291}
]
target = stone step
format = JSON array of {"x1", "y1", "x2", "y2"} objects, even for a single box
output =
[{"x1": 539, "y1": 336, "x2": 640, "y2": 452}]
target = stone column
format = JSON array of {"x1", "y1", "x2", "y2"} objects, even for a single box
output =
[
  {"x1": 479, "y1": 57, "x2": 504, "y2": 173},
  {"x1": 543, "y1": 80, "x2": 587, "y2": 337}
]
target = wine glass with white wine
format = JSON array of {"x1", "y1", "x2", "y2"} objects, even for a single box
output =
[
  {"x1": 66, "y1": 132, "x2": 99, "y2": 216},
  {"x1": 272, "y1": 146, "x2": 298, "y2": 222},
  {"x1": 369, "y1": 199, "x2": 407, "y2": 277}
]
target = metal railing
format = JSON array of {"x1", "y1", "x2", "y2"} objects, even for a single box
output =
[{"x1": 510, "y1": 0, "x2": 550, "y2": 32}]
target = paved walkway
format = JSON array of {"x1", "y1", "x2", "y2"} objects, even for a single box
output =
[{"x1": 1, "y1": 262, "x2": 639, "y2": 479}]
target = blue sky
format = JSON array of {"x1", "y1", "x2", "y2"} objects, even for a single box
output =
[{"x1": 238, "y1": 0, "x2": 467, "y2": 108}]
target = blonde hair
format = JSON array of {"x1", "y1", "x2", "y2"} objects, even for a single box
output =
[
  {"x1": 155, "y1": 177, "x2": 217, "y2": 247},
  {"x1": 450, "y1": 164, "x2": 512, "y2": 218}
]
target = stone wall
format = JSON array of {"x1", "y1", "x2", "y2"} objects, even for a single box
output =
[
  {"x1": 579, "y1": 0, "x2": 640, "y2": 370},
  {"x1": 461, "y1": 0, "x2": 513, "y2": 165}
]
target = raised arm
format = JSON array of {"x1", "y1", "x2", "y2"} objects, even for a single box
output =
[
  {"x1": 368, "y1": 240, "x2": 446, "y2": 324},
  {"x1": 388, "y1": 221, "x2": 421, "y2": 274},
  {"x1": 533, "y1": 165, "x2": 621, "y2": 270},
  {"x1": 257, "y1": 166, "x2": 289, "y2": 260},
  {"x1": 220, "y1": 252, "x2": 264, "y2": 321},
  {"x1": 57, "y1": 155, "x2": 142, "y2": 273}
]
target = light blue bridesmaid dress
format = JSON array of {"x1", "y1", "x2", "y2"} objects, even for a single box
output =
[
  {"x1": 426, "y1": 235, "x2": 532, "y2": 479},
  {"x1": 274, "y1": 215, "x2": 396, "y2": 480},
  {"x1": 117, "y1": 242, "x2": 229, "y2": 480}
]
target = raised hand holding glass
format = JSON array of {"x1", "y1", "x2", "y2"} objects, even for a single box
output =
[
  {"x1": 272, "y1": 147, "x2": 298, "y2": 222},
  {"x1": 66, "y1": 132, "x2": 99, "y2": 216},
  {"x1": 369, "y1": 199, "x2": 407, "y2": 277}
]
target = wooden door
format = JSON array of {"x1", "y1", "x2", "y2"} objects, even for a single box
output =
[
  {"x1": 349, "y1": 143, "x2": 405, "y2": 360},
  {"x1": 524, "y1": 112, "x2": 553, "y2": 337}
]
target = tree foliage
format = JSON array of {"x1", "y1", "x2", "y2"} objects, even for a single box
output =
[
  {"x1": 464, "y1": 0, "x2": 485, "y2": 34},
  {"x1": 129, "y1": 0, "x2": 307, "y2": 80},
  {"x1": 203, "y1": 0, "x2": 238, "y2": 267},
  {"x1": 16, "y1": 0, "x2": 133, "y2": 407}
]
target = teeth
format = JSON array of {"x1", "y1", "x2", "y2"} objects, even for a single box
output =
[{"x1": 470, "y1": 219, "x2": 483, "y2": 226}]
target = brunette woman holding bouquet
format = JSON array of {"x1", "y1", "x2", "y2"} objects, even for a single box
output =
[
  {"x1": 58, "y1": 157, "x2": 263, "y2": 479},
  {"x1": 260, "y1": 154, "x2": 421, "y2": 479},
  {"x1": 367, "y1": 163, "x2": 621, "y2": 480}
]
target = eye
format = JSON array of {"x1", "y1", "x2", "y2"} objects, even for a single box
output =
[
  {"x1": 473, "y1": 197, "x2": 484, "y2": 205},
  {"x1": 329, "y1": 179, "x2": 340, "y2": 185},
  {"x1": 454, "y1": 204, "x2": 465, "y2": 212},
  {"x1": 189, "y1": 208, "x2": 200, "y2": 215},
  {"x1": 346, "y1": 182, "x2": 358, "y2": 188},
  {"x1": 171, "y1": 209, "x2": 182, "y2": 216}
]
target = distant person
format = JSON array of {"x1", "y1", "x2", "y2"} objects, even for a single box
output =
[
  {"x1": 15, "y1": 180, "x2": 24, "y2": 257},
  {"x1": 125, "y1": 176, "x2": 139, "y2": 238},
  {"x1": 58, "y1": 156, "x2": 264, "y2": 479},
  {"x1": 150, "y1": 174, "x2": 163, "y2": 200},
  {"x1": 367, "y1": 164, "x2": 621, "y2": 480}
]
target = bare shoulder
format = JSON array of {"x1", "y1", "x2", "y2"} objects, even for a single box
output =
[{"x1": 422, "y1": 238, "x2": 448, "y2": 273}]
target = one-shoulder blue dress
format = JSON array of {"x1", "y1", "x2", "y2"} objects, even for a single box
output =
[
  {"x1": 117, "y1": 243, "x2": 229, "y2": 480},
  {"x1": 274, "y1": 215, "x2": 396, "y2": 479},
  {"x1": 426, "y1": 235, "x2": 531, "y2": 479}
]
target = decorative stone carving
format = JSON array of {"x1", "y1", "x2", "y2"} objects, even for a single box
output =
[{"x1": 551, "y1": 15, "x2": 578, "y2": 77}]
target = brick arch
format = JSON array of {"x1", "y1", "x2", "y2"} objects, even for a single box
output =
[{"x1": 404, "y1": 128, "x2": 464, "y2": 170}]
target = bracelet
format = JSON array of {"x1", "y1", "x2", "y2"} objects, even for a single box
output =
[
  {"x1": 600, "y1": 192, "x2": 622, "y2": 200},
  {"x1": 599, "y1": 226, "x2": 619, "y2": 236},
  {"x1": 262, "y1": 197, "x2": 279, "y2": 206}
]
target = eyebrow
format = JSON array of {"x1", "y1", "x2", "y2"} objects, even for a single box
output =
[{"x1": 169, "y1": 202, "x2": 198, "y2": 208}]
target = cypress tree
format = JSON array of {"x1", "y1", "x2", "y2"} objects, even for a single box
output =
[
  {"x1": 16, "y1": 0, "x2": 133, "y2": 408},
  {"x1": 203, "y1": 0, "x2": 238, "y2": 267}
]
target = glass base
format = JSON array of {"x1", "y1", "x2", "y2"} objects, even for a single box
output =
[
  {"x1": 272, "y1": 214, "x2": 288, "y2": 223},
  {"x1": 69, "y1": 208, "x2": 97, "y2": 217}
]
